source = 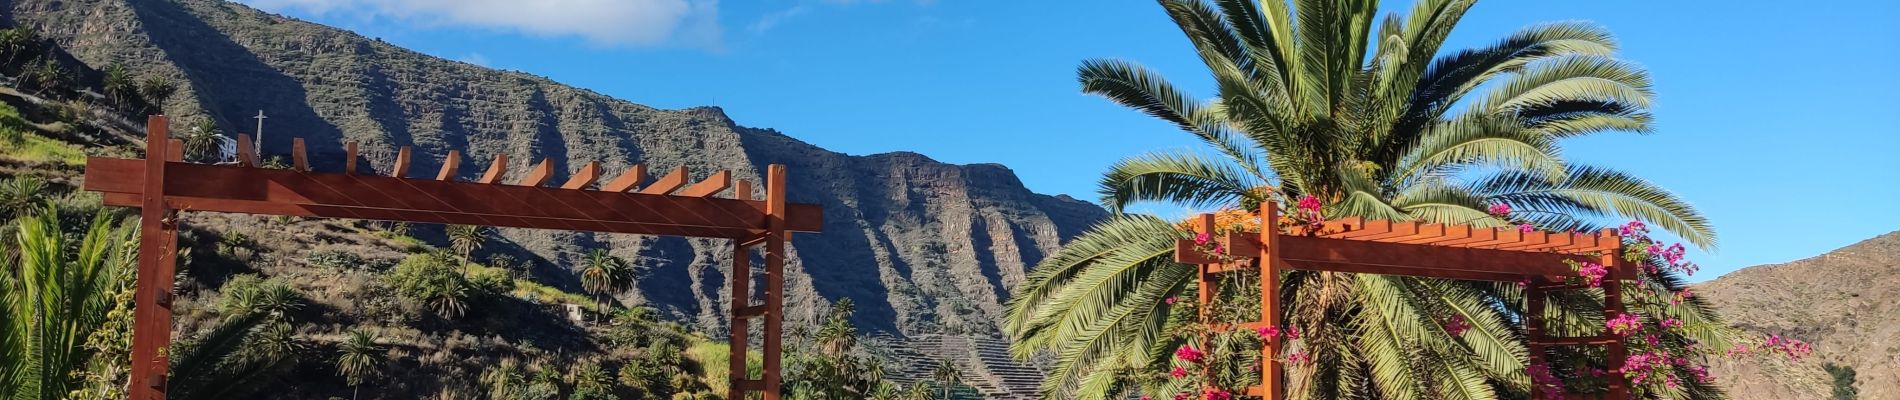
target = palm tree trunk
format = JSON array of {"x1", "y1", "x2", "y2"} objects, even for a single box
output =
[{"x1": 352, "y1": 384, "x2": 359, "y2": 400}]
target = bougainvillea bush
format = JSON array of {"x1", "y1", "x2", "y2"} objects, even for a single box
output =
[{"x1": 1135, "y1": 200, "x2": 1808, "y2": 400}]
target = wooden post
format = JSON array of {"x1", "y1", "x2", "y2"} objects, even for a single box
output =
[
  {"x1": 1194, "y1": 213, "x2": 1215, "y2": 387},
  {"x1": 1600, "y1": 228, "x2": 1630, "y2": 398},
  {"x1": 129, "y1": 116, "x2": 179, "y2": 400},
  {"x1": 1526, "y1": 284, "x2": 1548, "y2": 399},
  {"x1": 1258, "y1": 203, "x2": 1283, "y2": 400},
  {"x1": 729, "y1": 179, "x2": 754, "y2": 400},
  {"x1": 762, "y1": 165, "x2": 788, "y2": 400}
]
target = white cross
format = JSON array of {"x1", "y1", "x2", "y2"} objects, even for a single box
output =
[{"x1": 252, "y1": 110, "x2": 267, "y2": 154}]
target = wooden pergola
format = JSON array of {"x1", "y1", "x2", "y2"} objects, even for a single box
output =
[
  {"x1": 83, "y1": 116, "x2": 821, "y2": 400},
  {"x1": 1176, "y1": 203, "x2": 1632, "y2": 400}
]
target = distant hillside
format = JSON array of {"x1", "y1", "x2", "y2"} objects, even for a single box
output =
[
  {"x1": 2, "y1": 0, "x2": 1107, "y2": 337},
  {"x1": 1696, "y1": 231, "x2": 1900, "y2": 399}
]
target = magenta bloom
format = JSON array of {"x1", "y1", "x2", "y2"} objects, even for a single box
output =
[
  {"x1": 1194, "y1": 231, "x2": 1210, "y2": 245},
  {"x1": 1517, "y1": 223, "x2": 1535, "y2": 233},
  {"x1": 1203, "y1": 389, "x2": 1233, "y2": 400},
  {"x1": 1607, "y1": 313, "x2": 1642, "y2": 336},
  {"x1": 1285, "y1": 351, "x2": 1312, "y2": 365},
  {"x1": 1174, "y1": 345, "x2": 1205, "y2": 364},
  {"x1": 1577, "y1": 262, "x2": 1609, "y2": 288},
  {"x1": 1297, "y1": 195, "x2": 1322, "y2": 212},
  {"x1": 1257, "y1": 325, "x2": 1280, "y2": 339},
  {"x1": 1619, "y1": 220, "x2": 1648, "y2": 237},
  {"x1": 1285, "y1": 326, "x2": 1301, "y2": 340},
  {"x1": 1442, "y1": 314, "x2": 1471, "y2": 336},
  {"x1": 1164, "y1": 296, "x2": 1178, "y2": 305},
  {"x1": 1487, "y1": 203, "x2": 1511, "y2": 216},
  {"x1": 1169, "y1": 366, "x2": 1187, "y2": 378}
]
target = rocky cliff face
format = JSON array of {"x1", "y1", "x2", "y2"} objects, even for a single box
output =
[
  {"x1": 1695, "y1": 231, "x2": 1900, "y2": 399},
  {"x1": 4, "y1": 0, "x2": 1106, "y2": 335}
]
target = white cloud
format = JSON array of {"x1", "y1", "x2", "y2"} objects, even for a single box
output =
[
  {"x1": 747, "y1": 5, "x2": 808, "y2": 34},
  {"x1": 238, "y1": 0, "x2": 723, "y2": 49},
  {"x1": 458, "y1": 53, "x2": 490, "y2": 66}
]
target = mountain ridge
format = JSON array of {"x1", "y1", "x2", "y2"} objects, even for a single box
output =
[
  {"x1": 5, "y1": 0, "x2": 1107, "y2": 336},
  {"x1": 1696, "y1": 230, "x2": 1900, "y2": 399}
]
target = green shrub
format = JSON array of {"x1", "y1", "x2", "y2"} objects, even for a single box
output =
[
  {"x1": 386, "y1": 253, "x2": 469, "y2": 319},
  {"x1": 217, "y1": 274, "x2": 303, "y2": 319},
  {"x1": 305, "y1": 249, "x2": 365, "y2": 270}
]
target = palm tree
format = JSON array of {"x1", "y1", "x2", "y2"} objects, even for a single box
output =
[
  {"x1": 2, "y1": 209, "x2": 133, "y2": 400},
  {"x1": 931, "y1": 358, "x2": 962, "y2": 400},
  {"x1": 178, "y1": 118, "x2": 225, "y2": 163},
  {"x1": 579, "y1": 249, "x2": 623, "y2": 320},
  {"x1": 138, "y1": 76, "x2": 177, "y2": 114},
  {"x1": 336, "y1": 329, "x2": 386, "y2": 400},
  {"x1": 1005, "y1": 1, "x2": 1723, "y2": 399},
  {"x1": 103, "y1": 64, "x2": 135, "y2": 110},
  {"x1": 447, "y1": 224, "x2": 488, "y2": 275}
]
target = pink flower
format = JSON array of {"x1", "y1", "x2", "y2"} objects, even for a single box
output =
[
  {"x1": 1607, "y1": 314, "x2": 1642, "y2": 336},
  {"x1": 1527, "y1": 363, "x2": 1564, "y2": 399},
  {"x1": 1441, "y1": 314, "x2": 1471, "y2": 336},
  {"x1": 1170, "y1": 366, "x2": 1187, "y2": 379},
  {"x1": 1141, "y1": 397, "x2": 1152, "y2": 400},
  {"x1": 1619, "y1": 220, "x2": 1648, "y2": 237},
  {"x1": 1164, "y1": 296, "x2": 1178, "y2": 305},
  {"x1": 1487, "y1": 203, "x2": 1511, "y2": 216},
  {"x1": 1577, "y1": 262, "x2": 1609, "y2": 288},
  {"x1": 1213, "y1": 243, "x2": 1226, "y2": 255},
  {"x1": 1203, "y1": 389, "x2": 1233, "y2": 400},
  {"x1": 1174, "y1": 345, "x2": 1205, "y2": 364},
  {"x1": 1173, "y1": 393, "x2": 1189, "y2": 400},
  {"x1": 1194, "y1": 232, "x2": 1210, "y2": 245},
  {"x1": 1670, "y1": 289, "x2": 1693, "y2": 305},
  {"x1": 1285, "y1": 351, "x2": 1312, "y2": 365},
  {"x1": 1660, "y1": 318, "x2": 1684, "y2": 329},
  {"x1": 1285, "y1": 326, "x2": 1301, "y2": 340},
  {"x1": 1517, "y1": 223, "x2": 1535, "y2": 233},
  {"x1": 1297, "y1": 195, "x2": 1322, "y2": 212},
  {"x1": 1257, "y1": 325, "x2": 1280, "y2": 339}
]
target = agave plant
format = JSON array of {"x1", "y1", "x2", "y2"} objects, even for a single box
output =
[{"x1": 1005, "y1": 0, "x2": 1723, "y2": 399}]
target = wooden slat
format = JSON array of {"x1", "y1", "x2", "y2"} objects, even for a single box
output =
[
  {"x1": 291, "y1": 137, "x2": 308, "y2": 171},
  {"x1": 165, "y1": 139, "x2": 183, "y2": 162},
  {"x1": 640, "y1": 166, "x2": 689, "y2": 195},
  {"x1": 1492, "y1": 231, "x2": 1549, "y2": 250},
  {"x1": 1552, "y1": 233, "x2": 1602, "y2": 253},
  {"x1": 678, "y1": 170, "x2": 733, "y2": 197},
  {"x1": 1508, "y1": 231, "x2": 1575, "y2": 251},
  {"x1": 477, "y1": 154, "x2": 509, "y2": 184},
  {"x1": 517, "y1": 159, "x2": 553, "y2": 187},
  {"x1": 1399, "y1": 224, "x2": 1469, "y2": 244},
  {"x1": 734, "y1": 179, "x2": 752, "y2": 201},
  {"x1": 84, "y1": 157, "x2": 825, "y2": 235},
  {"x1": 344, "y1": 142, "x2": 358, "y2": 175},
  {"x1": 1284, "y1": 259, "x2": 1530, "y2": 282},
  {"x1": 601, "y1": 164, "x2": 646, "y2": 192},
  {"x1": 561, "y1": 161, "x2": 602, "y2": 189},
  {"x1": 436, "y1": 150, "x2": 461, "y2": 181},
  {"x1": 1389, "y1": 223, "x2": 1445, "y2": 243},
  {"x1": 1338, "y1": 219, "x2": 1392, "y2": 239},
  {"x1": 392, "y1": 146, "x2": 411, "y2": 178},
  {"x1": 236, "y1": 134, "x2": 258, "y2": 167},
  {"x1": 1357, "y1": 221, "x2": 1419, "y2": 241}
]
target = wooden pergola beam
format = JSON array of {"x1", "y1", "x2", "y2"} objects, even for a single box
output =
[{"x1": 84, "y1": 157, "x2": 823, "y2": 236}]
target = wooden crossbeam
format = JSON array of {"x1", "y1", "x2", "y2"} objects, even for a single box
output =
[
  {"x1": 1278, "y1": 235, "x2": 1588, "y2": 277},
  {"x1": 165, "y1": 139, "x2": 183, "y2": 162},
  {"x1": 640, "y1": 166, "x2": 688, "y2": 195},
  {"x1": 84, "y1": 157, "x2": 824, "y2": 237},
  {"x1": 561, "y1": 161, "x2": 602, "y2": 189},
  {"x1": 518, "y1": 159, "x2": 553, "y2": 187},
  {"x1": 236, "y1": 134, "x2": 258, "y2": 167},
  {"x1": 344, "y1": 142, "x2": 358, "y2": 175},
  {"x1": 1337, "y1": 219, "x2": 1391, "y2": 238},
  {"x1": 1357, "y1": 221, "x2": 1419, "y2": 241},
  {"x1": 678, "y1": 170, "x2": 732, "y2": 197},
  {"x1": 1398, "y1": 224, "x2": 1468, "y2": 244},
  {"x1": 393, "y1": 146, "x2": 411, "y2": 178},
  {"x1": 436, "y1": 150, "x2": 461, "y2": 181},
  {"x1": 478, "y1": 154, "x2": 509, "y2": 184},
  {"x1": 601, "y1": 164, "x2": 646, "y2": 193},
  {"x1": 291, "y1": 138, "x2": 309, "y2": 171}
]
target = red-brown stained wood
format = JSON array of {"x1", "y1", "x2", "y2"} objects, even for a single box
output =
[
  {"x1": 518, "y1": 159, "x2": 553, "y2": 187},
  {"x1": 678, "y1": 170, "x2": 733, "y2": 197},
  {"x1": 128, "y1": 116, "x2": 177, "y2": 400},
  {"x1": 291, "y1": 138, "x2": 309, "y2": 171},
  {"x1": 436, "y1": 150, "x2": 461, "y2": 181},
  {"x1": 761, "y1": 164, "x2": 787, "y2": 400},
  {"x1": 344, "y1": 142, "x2": 358, "y2": 175},
  {"x1": 393, "y1": 146, "x2": 412, "y2": 178},
  {"x1": 236, "y1": 134, "x2": 258, "y2": 167},
  {"x1": 84, "y1": 157, "x2": 825, "y2": 235},
  {"x1": 165, "y1": 139, "x2": 183, "y2": 162},
  {"x1": 601, "y1": 164, "x2": 646, "y2": 192},
  {"x1": 1276, "y1": 235, "x2": 1587, "y2": 277},
  {"x1": 1338, "y1": 219, "x2": 1392, "y2": 238},
  {"x1": 561, "y1": 161, "x2": 602, "y2": 189},
  {"x1": 1356, "y1": 221, "x2": 1419, "y2": 241},
  {"x1": 478, "y1": 154, "x2": 509, "y2": 184},
  {"x1": 640, "y1": 166, "x2": 688, "y2": 195}
]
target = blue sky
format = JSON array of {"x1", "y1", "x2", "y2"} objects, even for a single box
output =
[{"x1": 235, "y1": 0, "x2": 1899, "y2": 282}]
